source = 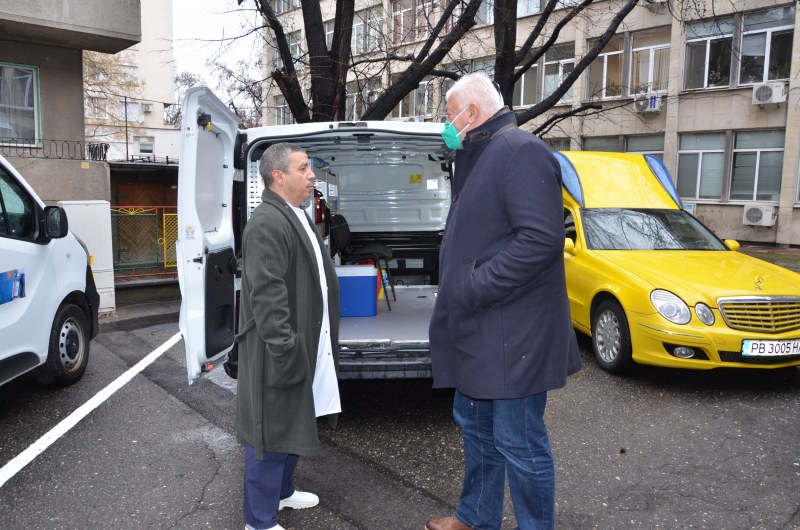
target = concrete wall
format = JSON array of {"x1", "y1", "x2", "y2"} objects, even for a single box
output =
[
  {"x1": 2, "y1": 41, "x2": 85, "y2": 142},
  {"x1": 0, "y1": 0, "x2": 140, "y2": 53},
  {"x1": 4, "y1": 157, "x2": 110, "y2": 203}
]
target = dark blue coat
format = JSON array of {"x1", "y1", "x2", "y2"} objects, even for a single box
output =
[{"x1": 429, "y1": 108, "x2": 581, "y2": 399}]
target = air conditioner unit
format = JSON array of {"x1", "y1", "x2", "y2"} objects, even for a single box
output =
[
  {"x1": 742, "y1": 204, "x2": 776, "y2": 227},
  {"x1": 142, "y1": 103, "x2": 153, "y2": 113},
  {"x1": 752, "y1": 82, "x2": 785, "y2": 105},
  {"x1": 633, "y1": 93, "x2": 661, "y2": 113}
]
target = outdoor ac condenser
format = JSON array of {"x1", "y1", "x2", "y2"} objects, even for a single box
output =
[{"x1": 742, "y1": 204, "x2": 776, "y2": 227}]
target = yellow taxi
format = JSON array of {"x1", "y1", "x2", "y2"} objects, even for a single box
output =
[{"x1": 556, "y1": 151, "x2": 800, "y2": 373}]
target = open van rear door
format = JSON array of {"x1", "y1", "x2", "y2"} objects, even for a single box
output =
[{"x1": 176, "y1": 87, "x2": 241, "y2": 384}]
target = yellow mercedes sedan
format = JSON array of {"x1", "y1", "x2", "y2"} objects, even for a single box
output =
[{"x1": 557, "y1": 151, "x2": 800, "y2": 373}]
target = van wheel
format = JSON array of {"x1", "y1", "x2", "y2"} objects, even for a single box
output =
[
  {"x1": 37, "y1": 303, "x2": 90, "y2": 386},
  {"x1": 591, "y1": 299, "x2": 633, "y2": 374}
]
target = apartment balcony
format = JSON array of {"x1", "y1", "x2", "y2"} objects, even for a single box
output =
[{"x1": 0, "y1": 0, "x2": 141, "y2": 53}]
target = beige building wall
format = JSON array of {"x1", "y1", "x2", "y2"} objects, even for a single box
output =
[
  {"x1": 263, "y1": 0, "x2": 800, "y2": 245},
  {"x1": 92, "y1": 0, "x2": 178, "y2": 162}
]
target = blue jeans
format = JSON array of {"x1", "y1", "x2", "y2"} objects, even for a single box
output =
[
  {"x1": 243, "y1": 445, "x2": 298, "y2": 530},
  {"x1": 453, "y1": 390, "x2": 555, "y2": 530}
]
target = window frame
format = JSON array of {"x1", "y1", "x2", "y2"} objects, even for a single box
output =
[
  {"x1": 586, "y1": 36, "x2": 624, "y2": 100},
  {"x1": 683, "y1": 18, "x2": 734, "y2": 89},
  {"x1": 738, "y1": 9, "x2": 794, "y2": 85},
  {"x1": 274, "y1": 95, "x2": 294, "y2": 126},
  {"x1": 0, "y1": 62, "x2": 41, "y2": 146},
  {"x1": 676, "y1": 132, "x2": 727, "y2": 201},
  {"x1": 730, "y1": 130, "x2": 785, "y2": 202},
  {"x1": 542, "y1": 45, "x2": 575, "y2": 103},
  {"x1": 630, "y1": 28, "x2": 671, "y2": 95}
]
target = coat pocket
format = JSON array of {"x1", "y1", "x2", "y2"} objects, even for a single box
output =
[{"x1": 265, "y1": 335, "x2": 308, "y2": 388}]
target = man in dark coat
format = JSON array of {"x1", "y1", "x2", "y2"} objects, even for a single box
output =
[
  {"x1": 426, "y1": 72, "x2": 581, "y2": 530},
  {"x1": 236, "y1": 143, "x2": 341, "y2": 530}
]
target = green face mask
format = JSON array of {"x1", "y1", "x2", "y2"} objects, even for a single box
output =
[{"x1": 441, "y1": 107, "x2": 470, "y2": 150}]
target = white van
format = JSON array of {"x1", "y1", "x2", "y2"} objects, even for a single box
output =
[
  {"x1": 0, "y1": 154, "x2": 100, "y2": 387},
  {"x1": 177, "y1": 87, "x2": 451, "y2": 383}
]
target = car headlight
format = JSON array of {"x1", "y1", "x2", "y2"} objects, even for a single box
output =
[
  {"x1": 650, "y1": 289, "x2": 691, "y2": 325},
  {"x1": 695, "y1": 303, "x2": 715, "y2": 326}
]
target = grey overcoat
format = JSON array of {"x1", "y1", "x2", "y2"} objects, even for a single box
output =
[{"x1": 235, "y1": 189, "x2": 340, "y2": 458}]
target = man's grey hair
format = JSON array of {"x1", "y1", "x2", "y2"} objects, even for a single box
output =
[
  {"x1": 446, "y1": 72, "x2": 504, "y2": 114},
  {"x1": 259, "y1": 142, "x2": 305, "y2": 187}
]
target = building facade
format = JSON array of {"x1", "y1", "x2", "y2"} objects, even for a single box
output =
[
  {"x1": 84, "y1": 0, "x2": 178, "y2": 164},
  {"x1": 0, "y1": 0, "x2": 141, "y2": 202},
  {"x1": 262, "y1": 0, "x2": 799, "y2": 246}
]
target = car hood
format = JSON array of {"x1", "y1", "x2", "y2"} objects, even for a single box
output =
[{"x1": 597, "y1": 250, "x2": 800, "y2": 305}]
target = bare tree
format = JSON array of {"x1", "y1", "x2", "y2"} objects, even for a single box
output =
[
  {"x1": 239, "y1": 0, "x2": 664, "y2": 130},
  {"x1": 83, "y1": 50, "x2": 143, "y2": 141},
  {"x1": 165, "y1": 71, "x2": 204, "y2": 128},
  {"x1": 209, "y1": 59, "x2": 264, "y2": 128}
]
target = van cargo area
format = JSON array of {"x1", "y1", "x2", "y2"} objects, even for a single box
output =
[{"x1": 240, "y1": 123, "x2": 452, "y2": 379}]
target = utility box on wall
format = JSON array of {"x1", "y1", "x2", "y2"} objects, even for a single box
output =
[{"x1": 58, "y1": 200, "x2": 116, "y2": 312}]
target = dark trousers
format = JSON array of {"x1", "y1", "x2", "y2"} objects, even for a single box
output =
[{"x1": 243, "y1": 444, "x2": 298, "y2": 530}]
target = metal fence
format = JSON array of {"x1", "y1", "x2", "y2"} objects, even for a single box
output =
[
  {"x1": 0, "y1": 137, "x2": 109, "y2": 161},
  {"x1": 111, "y1": 206, "x2": 178, "y2": 280}
]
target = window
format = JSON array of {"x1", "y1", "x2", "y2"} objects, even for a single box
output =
[
  {"x1": 586, "y1": 36, "x2": 624, "y2": 99},
  {"x1": 626, "y1": 135, "x2": 664, "y2": 158},
  {"x1": 119, "y1": 100, "x2": 139, "y2": 122},
  {"x1": 545, "y1": 138, "x2": 570, "y2": 151},
  {"x1": 684, "y1": 18, "x2": 734, "y2": 89},
  {"x1": 512, "y1": 65, "x2": 538, "y2": 107},
  {"x1": 391, "y1": 76, "x2": 437, "y2": 119},
  {"x1": 631, "y1": 28, "x2": 670, "y2": 94},
  {"x1": 135, "y1": 136, "x2": 154, "y2": 154},
  {"x1": 276, "y1": 31, "x2": 301, "y2": 69},
  {"x1": 543, "y1": 44, "x2": 574, "y2": 102},
  {"x1": 739, "y1": 6, "x2": 794, "y2": 84},
  {"x1": 0, "y1": 164, "x2": 36, "y2": 239},
  {"x1": 274, "y1": 95, "x2": 294, "y2": 125},
  {"x1": 274, "y1": 0, "x2": 300, "y2": 14},
  {"x1": 87, "y1": 97, "x2": 109, "y2": 119},
  {"x1": 120, "y1": 64, "x2": 138, "y2": 80},
  {"x1": 0, "y1": 64, "x2": 39, "y2": 143},
  {"x1": 393, "y1": 0, "x2": 431, "y2": 44},
  {"x1": 352, "y1": 7, "x2": 383, "y2": 55},
  {"x1": 676, "y1": 133, "x2": 726, "y2": 200},
  {"x1": 583, "y1": 136, "x2": 621, "y2": 151},
  {"x1": 346, "y1": 78, "x2": 381, "y2": 121},
  {"x1": 476, "y1": 0, "x2": 494, "y2": 26},
  {"x1": 730, "y1": 130, "x2": 784, "y2": 201},
  {"x1": 517, "y1": 0, "x2": 539, "y2": 17},
  {"x1": 325, "y1": 20, "x2": 335, "y2": 51}
]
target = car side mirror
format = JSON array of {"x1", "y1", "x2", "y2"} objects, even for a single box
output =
[
  {"x1": 564, "y1": 237, "x2": 576, "y2": 255},
  {"x1": 44, "y1": 206, "x2": 69, "y2": 239},
  {"x1": 724, "y1": 239, "x2": 740, "y2": 251}
]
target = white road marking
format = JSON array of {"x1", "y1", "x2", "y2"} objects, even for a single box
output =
[{"x1": 0, "y1": 332, "x2": 183, "y2": 488}]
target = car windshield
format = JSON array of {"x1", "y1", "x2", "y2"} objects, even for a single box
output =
[{"x1": 582, "y1": 208, "x2": 728, "y2": 251}]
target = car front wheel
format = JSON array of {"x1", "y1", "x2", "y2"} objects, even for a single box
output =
[
  {"x1": 591, "y1": 299, "x2": 633, "y2": 374},
  {"x1": 37, "y1": 303, "x2": 90, "y2": 386}
]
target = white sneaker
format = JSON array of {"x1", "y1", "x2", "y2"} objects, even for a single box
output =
[
  {"x1": 244, "y1": 525, "x2": 285, "y2": 530},
  {"x1": 278, "y1": 490, "x2": 319, "y2": 510}
]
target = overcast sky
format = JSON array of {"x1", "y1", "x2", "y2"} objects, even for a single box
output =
[{"x1": 172, "y1": 0, "x2": 260, "y2": 85}]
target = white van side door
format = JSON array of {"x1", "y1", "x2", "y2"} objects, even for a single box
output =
[{"x1": 177, "y1": 87, "x2": 241, "y2": 384}]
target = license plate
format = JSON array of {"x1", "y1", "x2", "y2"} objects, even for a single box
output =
[{"x1": 741, "y1": 339, "x2": 800, "y2": 356}]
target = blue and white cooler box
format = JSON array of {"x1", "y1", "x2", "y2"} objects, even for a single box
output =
[{"x1": 334, "y1": 265, "x2": 378, "y2": 317}]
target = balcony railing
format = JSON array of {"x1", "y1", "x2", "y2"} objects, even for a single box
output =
[{"x1": 0, "y1": 137, "x2": 110, "y2": 161}]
